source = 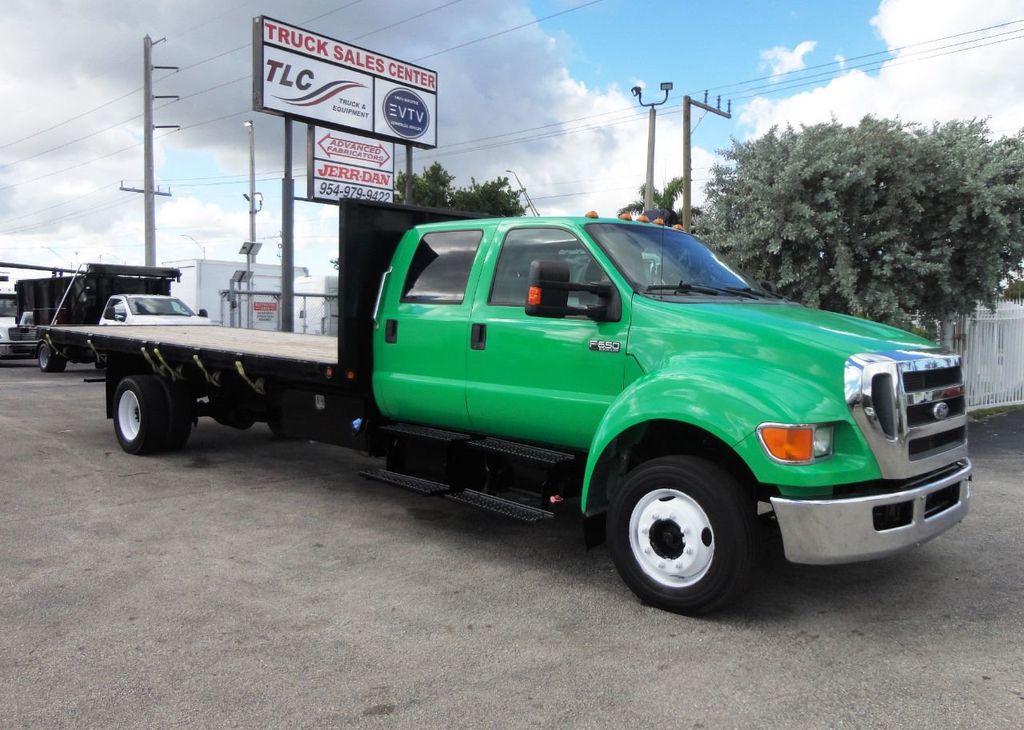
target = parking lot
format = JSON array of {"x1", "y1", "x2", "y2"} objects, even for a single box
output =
[{"x1": 1, "y1": 359, "x2": 1022, "y2": 728}]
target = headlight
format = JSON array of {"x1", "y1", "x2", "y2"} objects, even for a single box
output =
[{"x1": 757, "y1": 423, "x2": 834, "y2": 464}]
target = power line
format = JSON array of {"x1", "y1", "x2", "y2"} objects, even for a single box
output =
[
  {"x1": 414, "y1": 0, "x2": 607, "y2": 61},
  {"x1": 699, "y1": 17, "x2": 1024, "y2": 96}
]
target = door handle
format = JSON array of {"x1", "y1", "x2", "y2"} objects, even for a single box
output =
[
  {"x1": 470, "y1": 323, "x2": 486, "y2": 350},
  {"x1": 384, "y1": 319, "x2": 398, "y2": 343}
]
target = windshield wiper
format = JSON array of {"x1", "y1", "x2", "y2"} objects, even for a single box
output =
[
  {"x1": 721, "y1": 285, "x2": 787, "y2": 301},
  {"x1": 645, "y1": 282, "x2": 764, "y2": 299}
]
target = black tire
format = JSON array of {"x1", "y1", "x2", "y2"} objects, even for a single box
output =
[
  {"x1": 157, "y1": 378, "x2": 194, "y2": 452},
  {"x1": 607, "y1": 456, "x2": 757, "y2": 615},
  {"x1": 267, "y1": 418, "x2": 288, "y2": 439},
  {"x1": 113, "y1": 375, "x2": 170, "y2": 455},
  {"x1": 38, "y1": 343, "x2": 67, "y2": 373}
]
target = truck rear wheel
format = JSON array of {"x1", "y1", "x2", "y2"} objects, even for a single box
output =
[
  {"x1": 608, "y1": 456, "x2": 757, "y2": 615},
  {"x1": 38, "y1": 343, "x2": 67, "y2": 373},
  {"x1": 158, "y1": 379, "x2": 194, "y2": 452},
  {"x1": 114, "y1": 375, "x2": 169, "y2": 455}
]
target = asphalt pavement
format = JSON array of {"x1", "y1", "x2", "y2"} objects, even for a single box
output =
[{"x1": 1, "y1": 359, "x2": 1022, "y2": 728}]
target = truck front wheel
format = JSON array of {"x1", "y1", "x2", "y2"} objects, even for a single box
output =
[
  {"x1": 608, "y1": 456, "x2": 757, "y2": 615},
  {"x1": 114, "y1": 376, "x2": 169, "y2": 455},
  {"x1": 38, "y1": 343, "x2": 67, "y2": 373}
]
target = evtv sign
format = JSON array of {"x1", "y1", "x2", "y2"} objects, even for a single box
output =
[{"x1": 253, "y1": 16, "x2": 438, "y2": 149}]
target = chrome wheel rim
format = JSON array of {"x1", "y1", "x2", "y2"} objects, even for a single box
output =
[
  {"x1": 117, "y1": 390, "x2": 142, "y2": 441},
  {"x1": 628, "y1": 488, "x2": 714, "y2": 588}
]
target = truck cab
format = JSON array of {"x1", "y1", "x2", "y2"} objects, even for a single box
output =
[
  {"x1": 372, "y1": 214, "x2": 970, "y2": 612},
  {"x1": 0, "y1": 290, "x2": 35, "y2": 359},
  {"x1": 98, "y1": 295, "x2": 214, "y2": 326}
]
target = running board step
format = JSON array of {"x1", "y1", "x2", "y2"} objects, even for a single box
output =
[
  {"x1": 467, "y1": 437, "x2": 575, "y2": 466},
  {"x1": 444, "y1": 489, "x2": 552, "y2": 522},
  {"x1": 379, "y1": 423, "x2": 470, "y2": 443},
  {"x1": 360, "y1": 469, "x2": 452, "y2": 496}
]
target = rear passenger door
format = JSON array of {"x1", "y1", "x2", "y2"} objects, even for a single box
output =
[{"x1": 373, "y1": 228, "x2": 487, "y2": 431}]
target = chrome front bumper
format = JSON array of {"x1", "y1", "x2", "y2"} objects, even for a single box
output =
[{"x1": 769, "y1": 460, "x2": 972, "y2": 565}]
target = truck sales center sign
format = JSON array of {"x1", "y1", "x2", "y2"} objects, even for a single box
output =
[{"x1": 253, "y1": 16, "x2": 438, "y2": 149}]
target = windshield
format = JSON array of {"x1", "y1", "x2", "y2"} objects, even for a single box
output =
[
  {"x1": 585, "y1": 223, "x2": 756, "y2": 295},
  {"x1": 0, "y1": 295, "x2": 16, "y2": 318},
  {"x1": 129, "y1": 296, "x2": 195, "y2": 316}
]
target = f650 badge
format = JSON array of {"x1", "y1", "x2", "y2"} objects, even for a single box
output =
[{"x1": 589, "y1": 340, "x2": 621, "y2": 353}]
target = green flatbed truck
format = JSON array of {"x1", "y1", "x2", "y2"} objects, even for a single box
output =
[{"x1": 42, "y1": 200, "x2": 971, "y2": 614}]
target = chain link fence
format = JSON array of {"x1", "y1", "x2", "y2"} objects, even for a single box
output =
[{"x1": 219, "y1": 290, "x2": 338, "y2": 335}]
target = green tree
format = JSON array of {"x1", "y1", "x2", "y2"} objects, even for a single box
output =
[
  {"x1": 394, "y1": 161, "x2": 454, "y2": 209},
  {"x1": 700, "y1": 117, "x2": 1024, "y2": 326},
  {"x1": 394, "y1": 162, "x2": 525, "y2": 216}
]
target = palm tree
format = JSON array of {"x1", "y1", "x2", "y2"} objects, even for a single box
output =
[{"x1": 618, "y1": 177, "x2": 686, "y2": 218}]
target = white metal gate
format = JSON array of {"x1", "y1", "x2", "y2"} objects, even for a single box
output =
[{"x1": 958, "y1": 298, "x2": 1024, "y2": 410}]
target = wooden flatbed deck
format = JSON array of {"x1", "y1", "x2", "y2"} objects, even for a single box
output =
[
  {"x1": 44, "y1": 325, "x2": 341, "y2": 384},
  {"x1": 49, "y1": 325, "x2": 338, "y2": 363}
]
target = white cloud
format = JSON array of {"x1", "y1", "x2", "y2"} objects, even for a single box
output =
[
  {"x1": 760, "y1": 40, "x2": 818, "y2": 80},
  {"x1": 0, "y1": 0, "x2": 680, "y2": 276},
  {"x1": 739, "y1": 0, "x2": 1024, "y2": 139}
]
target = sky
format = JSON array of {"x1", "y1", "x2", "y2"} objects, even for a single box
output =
[{"x1": 0, "y1": 0, "x2": 1022, "y2": 279}]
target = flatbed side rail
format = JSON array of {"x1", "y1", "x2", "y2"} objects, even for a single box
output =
[{"x1": 41, "y1": 326, "x2": 336, "y2": 387}]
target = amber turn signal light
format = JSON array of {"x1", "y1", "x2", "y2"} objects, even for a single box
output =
[
  {"x1": 528, "y1": 286, "x2": 542, "y2": 306},
  {"x1": 758, "y1": 425, "x2": 814, "y2": 463}
]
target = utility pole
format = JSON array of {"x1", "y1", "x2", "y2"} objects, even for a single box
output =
[
  {"x1": 506, "y1": 169, "x2": 539, "y2": 216},
  {"x1": 682, "y1": 91, "x2": 731, "y2": 232},
  {"x1": 280, "y1": 120, "x2": 295, "y2": 332},
  {"x1": 121, "y1": 35, "x2": 178, "y2": 266},
  {"x1": 404, "y1": 144, "x2": 414, "y2": 205},
  {"x1": 631, "y1": 82, "x2": 673, "y2": 211}
]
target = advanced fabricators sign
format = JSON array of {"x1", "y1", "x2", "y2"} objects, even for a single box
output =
[
  {"x1": 253, "y1": 16, "x2": 438, "y2": 148},
  {"x1": 308, "y1": 126, "x2": 395, "y2": 204}
]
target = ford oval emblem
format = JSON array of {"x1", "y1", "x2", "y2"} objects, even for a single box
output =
[{"x1": 932, "y1": 402, "x2": 950, "y2": 420}]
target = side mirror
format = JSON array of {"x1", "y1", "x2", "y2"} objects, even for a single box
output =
[
  {"x1": 525, "y1": 260, "x2": 620, "y2": 322},
  {"x1": 114, "y1": 312, "x2": 126, "y2": 322},
  {"x1": 198, "y1": 308, "x2": 208, "y2": 318}
]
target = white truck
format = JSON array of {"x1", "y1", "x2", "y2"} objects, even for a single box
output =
[{"x1": 98, "y1": 294, "x2": 215, "y2": 327}]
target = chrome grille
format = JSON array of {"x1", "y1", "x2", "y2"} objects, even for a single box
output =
[
  {"x1": 845, "y1": 350, "x2": 969, "y2": 479},
  {"x1": 7, "y1": 328, "x2": 37, "y2": 342}
]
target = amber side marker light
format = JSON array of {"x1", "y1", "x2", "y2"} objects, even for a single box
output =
[
  {"x1": 618, "y1": 212, "x2": 632, "y2": 221},
  {"x1": 758, "y1": 425, "x2": 814, "y2": 463},
  {"x1": 585, "y1": 210, "x2": 599, "y2": 218},
  {"x1": 528, "y1": 286, "x2": 542, "y2": 305},
  {"x1": 757, "y1": 424, "x2": 834, "y2": 464}
]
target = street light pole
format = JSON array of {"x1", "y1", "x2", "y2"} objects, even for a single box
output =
[
  {"x1": 245, "y1": 120, "x2": 256, "y2": 284},
  {"x1": 631, "y1": 81, "x2": 673, "y2": 211},
  {"x1": 179, "y1": 234, "x2": 205, "y2": 259},
  {"x1": 505, "y1": 169, "x2": 539, "y2": 216}
]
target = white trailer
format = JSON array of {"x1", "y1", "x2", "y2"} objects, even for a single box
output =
[{"x1": 162, "y1": 259, "x2": 309, "y2": 326}]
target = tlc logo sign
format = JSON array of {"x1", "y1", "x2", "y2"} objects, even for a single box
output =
[{"x1": 265, "y1": 59, "x2": 366, "y2": 108}]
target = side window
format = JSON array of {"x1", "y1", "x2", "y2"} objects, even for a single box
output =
[
  {"x1": 401, "y1": 230, "x2": 483, "y2": 304},
  {"x1": 489, "y1": 228, "x2": 609, "y2": 307}
]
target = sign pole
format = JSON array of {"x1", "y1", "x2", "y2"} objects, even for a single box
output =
[
  {"x1": 404, "y1": 144, "x2": 414, "y2": 205},
  {"x1": 280, "y1": 119, "x2": 295, "y2": 332}
]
